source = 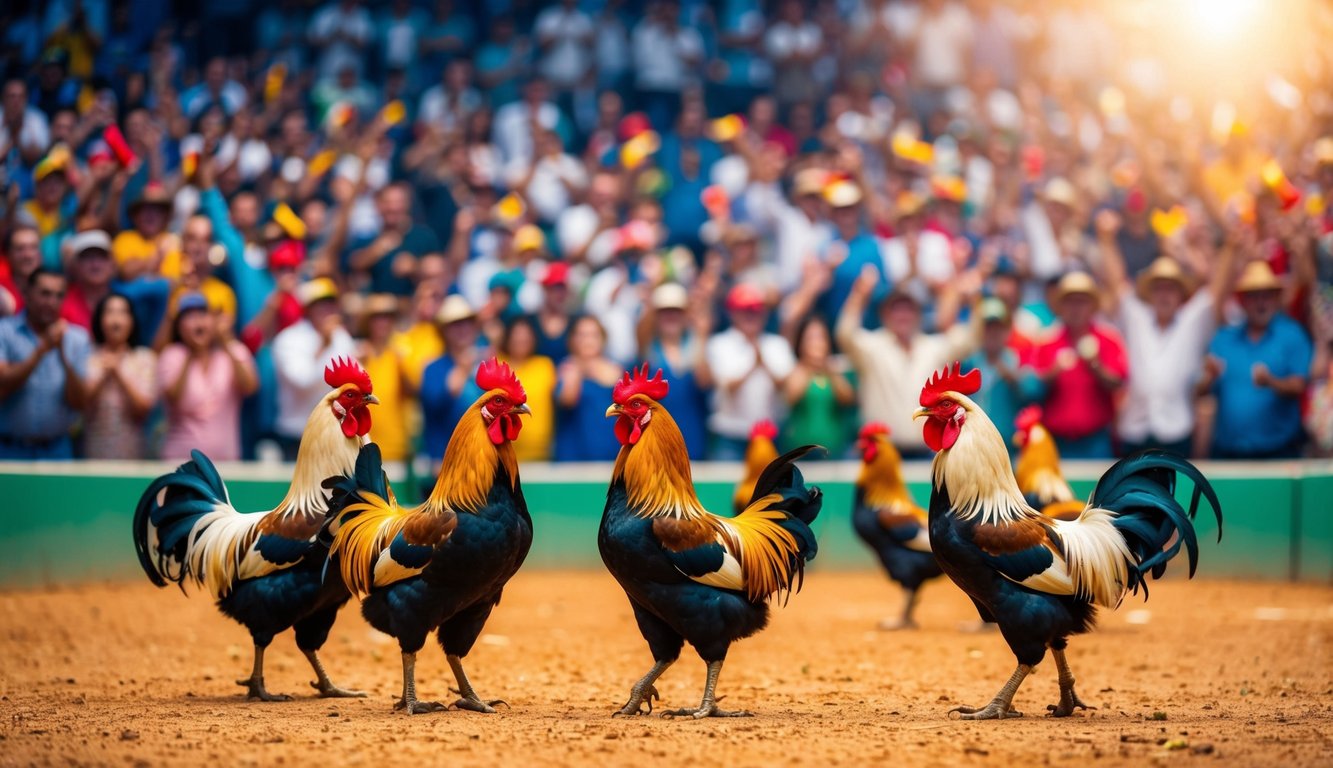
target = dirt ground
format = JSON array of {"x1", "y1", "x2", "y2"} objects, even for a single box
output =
[{"x1": 1, "y1": 572, "x2": 1330, "y2": 768}]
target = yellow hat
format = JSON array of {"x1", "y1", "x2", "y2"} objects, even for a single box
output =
[
  {"x1": 823, "y1": 179, "x2": 863, "y2": 208},
  {"x1": 895, "y1": 190, "x2": 926, "y2": 218},
  {"x1": 513, "y1": 224, "x2": 546, "y2": 254},
  {"x1": 793, "y1": 168, "x2": 828, "y2": 197},
  {"x1": 1234, "y1": 261, "x2": 1281, "y2": 293},
  {"x1": 1055, "y1": 271, "x2": 1100, "y2": 302},
  {"x1": 1135, "y1": 257, "x2": 1196, "y2": 300},
  {"x1": 297, "y1": 277, "x2": 339, "y2": 307}
]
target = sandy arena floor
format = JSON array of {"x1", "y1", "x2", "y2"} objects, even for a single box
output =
[{"x1": 1, "y1": 572, "x2": 1330, "y2": 767}]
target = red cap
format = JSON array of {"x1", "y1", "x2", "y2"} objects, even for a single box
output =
[
  {"x1": 725, "y1": 283, "x2": 766, "y2": 312},
  {"x1": 618, "y1": 112, "x2": 652, "y2": 142},
  {"x1": 269, "y1": 240, "x2": 306, "y2": 270},
  {"x1": 541, "y1": 261, "x2": 570, "y2": 287},
  {"x1": 1124, "y1": 187, "x2": 1148, "y2": 214}
]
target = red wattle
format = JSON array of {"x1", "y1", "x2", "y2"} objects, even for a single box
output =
[
  {"x1": 862, "y1": 443, "x2": 879, "y2": 463},
  {"x1": 487, "y1": 417, "x2": 505, "y2": 445},
  {"x1": 503, "y1": 413, "x2": 522, "y2": 441},
  {"x1": 352, "y1": 406, "x2": 372, "y2": 436},
  {"x1": 614, "y1": 415, "x2": 641, "y2": 445},
  {"x1": 341, "y1": 411, "x2": 359, "y2": 438}
]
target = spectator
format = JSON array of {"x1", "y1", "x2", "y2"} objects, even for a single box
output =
[
  {"x1": 0, "y1": 226, "x2": 43, "y2": 315},
  {"x1": 499, "y1": 315, "x2": 557, "y2": 462},
  {"x1": 782, "y1": 314, "x2": 855, "y2": 457},
  {"x1": 419, "y1": 0, "x2": 477, "y2": 78},
  {"x1": 0, "y1": 268, "x2": 89, "y2": 459},
  {"x1": 506, "y1": 129, "x2": 587, "y2": 226},
  {"x1": 474, "y1": 15, "x2": 529, "y2": 109},
  {"x1": 18, "y1": 154, "x2": 74, "y2": 242},
  {"x1": 1021, "y1": 178, "x2": 1086, "y2": 289},
  {"x1": 492, "y1": 78, "x2": 566, "y2": 167},
  {"x1": 376, "y1": 0, "x2": 429, "y2": 81},
  {"x1": 112, "y1": 183, "x2": 176, "y2": 281},
  {"x1": 157, "y1": 293, "x2": 258, "y2": 462},
  {"x1": 358, "y1": 293, "x2": 410, "y2": 462},
  {"x1": 706, "y1": 283, "x2": 794, "y2": 459},
  {"x1": 1, "y1": 79, "x2": 50, "y2": 168},
  {"x1": 819, "y1": 181, "x2": 888, "y2": 323},
  {"x1": 347, "y1": 183, "x2": 441, "y2": 297},
  {"x1": 533, "y1": 0, "x2": 595, "y2": 110},
  {"x1": 765, "y1": 0, "x2": 822, "y2": 110},
  {"x1": 1029, "y1": 272, "x2": 1128, "y2": 459},
  {"x1": 534, "y1": 261, "x2": 573, "y2": 363},
  {"x1": 272, "y1": 278, "x2": 358, "y2": 460},
  {"x1": 961, "y1": 298, "x2": 1040, "y2": 449},
  {"x1": 83, "y1": 292, "x2": 157, "y2": 460},
  {"x1": 60, "y1": 230, "x2": 115, "y2": 330},
  {"x1": 419, "y1": 295, "x2": 486, "y2": 468},
  {"x1": 554, "y1": 314, "x2": 623, "y2": 461},
  {"x1": 631, "y1": 0, "x2": 704, "y2": 130},
  {"x1": 638, "y1": 282, "x2": 713, "y2": 459},
  {"x1": 309, "y1": 0, "x2": 372, "y2": 82},
  {"x1": 417, "y1": 59, "x2": 482, "y2": 136},
  {"x1": 836, "y1": 267, "x2": 979, "y2": 457},
  {"x1": 1198, "y1": 261, "x2": 1312, "y2": 459},
  {"x1": 180, "y1": 57, "x2": 248, "y2": 119}
]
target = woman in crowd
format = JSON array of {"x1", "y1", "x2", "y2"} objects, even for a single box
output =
[
  {"x1": 83, "y1": 293, "x2": 158, "y2": 460},
  {"x1": 499, "y1": 315, "x2": 558, "y2": 461},
  {"x1": 638, "y1": 282, "x2": 713, "y2": 459},
  {"x1": 782, "y1": 314, "x2": 856, "y2": 456},
  {"x1": 554, "y1": 315, "x2": 623, "y2": 461},
  {"x1": 359, "y1": 293, "x2": 411, "y2": 462},
  {"x1": 157, "y1": 293, "x2": 259, "y2": 461}
]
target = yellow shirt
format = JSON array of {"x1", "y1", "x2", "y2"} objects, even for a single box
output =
[
  {"x1": 392, "y1": 322, "x2": 444, "y2": 390},
  {"x1": 168, "y1": 278, "x2": 237, "y2": 320},
  {"x1": 21, "y1": 201, "x2": 63, "y2": 238},
  {"x1": 503, "y1": 355, "x2": 556, "y2": 462},
  {"x1": 112, "y1": 230, "x2": 184, "y2": 278},
  {"x1": 363, "y1": 344, "x2": 410, "y2": 461}
]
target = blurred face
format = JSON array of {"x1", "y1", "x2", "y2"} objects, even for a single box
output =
[
  {"x1": 832, "y1": 205, "x2": 859, "y2": 235},
  {"x1": 1058, "y1": 292, "x2": 1096, "y2": 331},
  {"x1": 230, "y1": 193, "x2": 260, "y2": 232},
  {"x1": 882, "y1": 299, "x2": 921, "y2": 339},
  {"x1": 281, "y1": 113, "x2": 308, "y2": 149},
  {"x1": 178, "y1": 308, "x2": 215, "y2": 349},
  {"x1": 36, "y1": 174, "x2": 67, "y2": 207},
  {"x1": 8, "y1": 229, "x2": 41, "y2": 278},
  {"x1": 306, "y1": 298, "x2": 340, "y2": 329},
  {"x1": 367, "y1": 312, "x2": 395, "y2": 342},
  {"x1": 379, "y1": 187, "x2": 410, "y2": 231},
  {"x1": 569, "y1": 317, "x2": 605, "y2": 358},
  {"x1": 50, "y1": 110, "x2": 76, "y2": 142},
  {"x1": 444, "y1": 317, "x2": 478, "y2": 351},
  {"x1": 26, "y1": 274, "x2": 66, "y2": 328},
  {"x1": 990, "y1": 274, "x2": 1020, "y2": 308},
  {"x1": 506, "y1": 321, "x2": 537, "y2": 359},
  {"x1": 204, "y1": 58, "x2": 226, "y2": 89},
  {"x1": 982, "y1": 320, "x2": 1009, "y2": 353},
  {"x1": 1239, "y1": 289, "x2": 1281, "y2": 329},
  {"x1": 544, "y1": 281, "x2": 569, "y2": 309},
  {"x1": 301, "y1": 199, "x2": 328, "y2": 237},
  {"x1": 133, "y1": 204, "x2": 167, "y2": 237},
  {"x1": 1147, "y1": 279, "x2": 1185, "y2": 320},
  {"x1": 77, "y1": 248, "x2": 114, "y2": 288},
  {"x1": 799, "y1": 320, "x2": 830, "y2": 364},
  {"x1": 99, "y1": 295, "x2": 135, "y2": 346},
  {"x1": 3, "y1": 81, "x2": 26, "y2": 122},
  {"x1": 183, "y1": 217, "x2": 214, "y2": 267},
  {"x1": 729, "y1": 306, "x2": 766, "y2": 338}
]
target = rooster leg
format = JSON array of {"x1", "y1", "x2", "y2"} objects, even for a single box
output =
[
  {"x1": 393, "y1": 652, "x2": 446, "y2": 714},
  {"x1": 948, "y1": 663, "x2": 1030, "y2": 720},
  {"x1": 878, "y1": 587, "x2": 919, "y2": 630},
  {"x1": 447, "y1": 654, "x2": 507, "y2": 713},
  {"x1": 235, "y1": 645, "x2": 292, "y2": 702},
  {"x1": 613, "y1": 660, "x2": 672, "y2": 716},
  {"x1": 662, "y1": 660, "x2": 753, "y2": 719},
  {"x1": 304, "y1": 650, "x2": 367, "y2": 699},
  {"x1": 1046, "y1": 649, "x2": 1094, "y2": 717}
]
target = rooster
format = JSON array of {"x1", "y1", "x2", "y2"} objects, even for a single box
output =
[
  {"x1": 1012, "y1": 406, "x2": 1083, "y2": 521},
  {"x1": 325, "y1": 358, "x2": 532, "y2": 715},
  {"x1": 913, "y1": 363, "x2": 1221, "y2": 719},
  {"x1": 733, "y1": 420, "x2": 779, "y2": 513},
  {"x1": 600, "y1": 364, "x2": 822, "y2": 719},
  {"x1": 851, "y1": 422, "x2": 941, "y2": 630},
  {"x1": 133, "y1": 358, "x2": 378, "y2": 701}
]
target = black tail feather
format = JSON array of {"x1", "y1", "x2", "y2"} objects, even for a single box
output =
[{"x1": 132, "y1": 450, "x2": 230, "y2": 591}]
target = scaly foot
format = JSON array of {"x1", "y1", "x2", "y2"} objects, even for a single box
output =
[
  {"x1": 949, "y1": 702, "x2": 1023, "y2": 720},
  {"x1": 613, "y1": 684, "x2": 660, "y2": 716},
  {"x1": 311, "y1": 680, "x2": 368, "y2": 699},
  {"x1": 661, "y1": 701, "x2": 753, "y2": 719},
  {"x1": 1046, "y1": 688, "x2": 1095, "y2": 718},
  {"x1": 236, "y1": 676, "x2": 292, "y2": 702},
  {"x1": 394, "y1": 697, "x2": 447, "y2": 715},
  {"x1": 451, "y1": 689, "x2": 508, "y2": 714}
]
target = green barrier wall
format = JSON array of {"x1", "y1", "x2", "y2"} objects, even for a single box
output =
[{"x1": 0, "y1": 462, "x2": 1328, "y2": 587}]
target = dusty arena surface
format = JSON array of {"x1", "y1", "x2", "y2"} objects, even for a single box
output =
[{"x1": 1, "y1": 572, "x2": 1330, "y2": 767}]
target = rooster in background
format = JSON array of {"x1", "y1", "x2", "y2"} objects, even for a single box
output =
[
  {"x1": 326, "y1": 358, "x2": 532, "y2": 715},
  {"x1": 1012, "y1": 406, "x2": 1083, "y2": 521},
  {"x1": 851, "y1": 423, "x2": 941, "y2": 630},
  {"x1": 914, "y1": 363, "x2": 1221, "y2": 720},
  {"x1": 133, "y1": 358, "x2": 377, "y2": 701},
  {"x1": 600, "y1": 365, "x2": 821, "y2": 719},
  {"x1": 733, "y1": 420, "x2": 779, "y2": 513}
]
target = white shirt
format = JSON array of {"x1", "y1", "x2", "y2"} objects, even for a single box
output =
[
  {"x1": 765, "y1": 21, "x2": 822, "y2": 62},
  {"x1": 309, "y1": 5, "x2": 372, "y2": 80},
  {"x1": 631, "y1": 20, "x2": 703, "y2": 92},
  {"x1": 505, "y1": 152, "x2": 587, "y2": 224},
  {"x1": 913, "y1": 2, "x2": 975, "y2": 88},
  {"x1": 416, "y1": 85, "x2": 482, "y2": 134},
  {"x1": 1116, "y1": 290, "x2": 1215, "y2": 443},
  {"x1": 272, "y1": 319, "x2": 358, "y2": 439},
  {"x1": 880, "y1": 230, "x2": 956, "y2": 286},
  {"x1": 584, "y1": 265, "x2": 643, "y2": 365},
  {"x1": 742, "y1": 181, "x2": 833, "y2": 293},
  {"x1": 492, "y1": 101, "x2": 564, "y2": 164},
  {"x1": 534, "y1": 6, "x2": 595, "y2": 87},
  {"x1": 556, "y1": 204, "x2": 620, "y2": 267},
  {"x1": 0, "y1": 107, "x2": 50, "y2": 154},
  {"x1": 706, "y1": 329, "x2": 796, "y2": 439}
]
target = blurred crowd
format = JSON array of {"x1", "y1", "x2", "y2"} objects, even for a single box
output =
[{"x1": 3, "y1": 0, "x2": 1333, "y2": 465}]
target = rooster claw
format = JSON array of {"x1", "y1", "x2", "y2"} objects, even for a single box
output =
[
  {"x1": 449, "y1": 688, "x2": 508, "y2": 713},
  {"x1": 613, "y1": 685, "x2": 660, "y2": 716},
  {"x1": 662, "y1": 698, "x2": 753, "y2": 720},
  {"x1": 1046, "y1": 693, "x2": 1094, "y2": 718},
  {"x1": 236, "y1": 677, "x2": 292, "y2": 702},
  {"x1": 395, "y1": 697, "x2": 447, "y2": 714},
  {"x1": 311, "y1": 680, "x2": 368, "y2": 698},
  {"x1": 948, "y1": 703, "x2": 1023, "y2": 720}
]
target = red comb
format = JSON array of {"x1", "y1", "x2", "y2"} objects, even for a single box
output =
[
  {"x1": 920, "y1": 362, "x2": 981, "y2": 407},
  {"x1": 614, "y1": 363, "x2": 669, "y2": 405},
  {"x1": 476, "y1": 358, "x2": 526, "y2": 404},
  {"x1": 1014, "y1": 405, "x2": 1044, "y2": 432},
  {"x1": 325, "y1": 356, "x2": 372, "y2": 394},
  {"x1": 749, "y1": 420, "x2": 778, "y2": 440},
  {"x1": 858, "y1": 422, "x2": 891, "y2": 440}
]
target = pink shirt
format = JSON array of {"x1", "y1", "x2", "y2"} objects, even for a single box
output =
[
  {"x1": 157, "y1": 341, "x2": 256, "y2": 461},
  {"x1": 1030, "y1": 324, "x2": 1128, "y2": 440}
]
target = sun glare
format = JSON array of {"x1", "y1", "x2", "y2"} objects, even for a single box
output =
[{"x1": 1184, "y1": 0, "x2": 1261, "y2": 41}]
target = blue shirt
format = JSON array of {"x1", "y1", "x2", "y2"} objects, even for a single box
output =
[
  {"x1": 1209, "y1": 314, "x2": 1312, "y2": 455},
  {"x1": 648, "y1": 339, "x2": 710, "y2": 460},
  {"x1": 554, "y1": 376, "x2": 622, "y2": 461},
  {"x1": 419, "y1": 354, "x2": 484, "y2": 463},
  {"x1": 963, "y1": 348, "x2": 1042, "y2": 451},
  {"x1": 0, "y1": 313, "x2": 90, "y2": 440},
  {"x1": 820, "y1": 233, "x2": 889, "y2": 326}
]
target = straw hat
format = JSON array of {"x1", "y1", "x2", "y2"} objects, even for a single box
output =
[
  {"x1": 1135, "y1": 257, "x2": 1196, "y2": 300},
  {"x1": 792, "y1": 168, "x2": 828, "y2": 197},
  {"x1": 823, "y1": 179, "x2": 863, "y2": 208},
  {"x1": 1234, "y1": 261, "x2": 1281, "y2": 294},
  {"x1": 435, "y1": 294, "x2": 477, "y2": 325},
  {"x1": 1054, "y1": 271, "x2": 1099, "y2": 302},
  {"x1": 1042, "y1": 177, "x2": 1078, "y2": 207},
  {"x1": 651, "y1": 282, "x2": 690, "y2": 311}
]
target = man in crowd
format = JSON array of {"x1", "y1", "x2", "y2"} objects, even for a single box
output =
[
  {"x1": 0, "y1": 225, "x2": 43, "y2": 315},
  {"x1": 706, "y1": 283, "x2": 794, "y2": 459},
  {"x1": 271, "y1": 277, "x2": 357, "y2": 460}
]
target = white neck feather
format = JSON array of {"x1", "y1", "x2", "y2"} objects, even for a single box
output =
[
  {"x1": 277, "y1": 399, "x2": 364, "y2": 518},
  {"x1": 931, "y1": 395, "x2": 1031, "y2": 525}
]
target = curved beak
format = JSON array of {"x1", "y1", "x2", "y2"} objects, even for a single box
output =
[
  {"x1": 605, "y1": 403, "x2": 623, "y2": 418},
  {"x1": 510, "y1": 403, "x2": 532, "y2": 416},
  {"x1": 363, "y1": 394, "x2": 380, "y2": 405},
  {"x1": 912, "y1": 407, "x2": 930, "y2": 421}
]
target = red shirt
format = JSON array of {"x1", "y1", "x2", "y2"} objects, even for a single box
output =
[
  {"x1": 60, "y1": 283, "x2": 95, "y2": 329},
  {"x1": 1030, "y1": 324, "x2": 1128, "y2": 440}
]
